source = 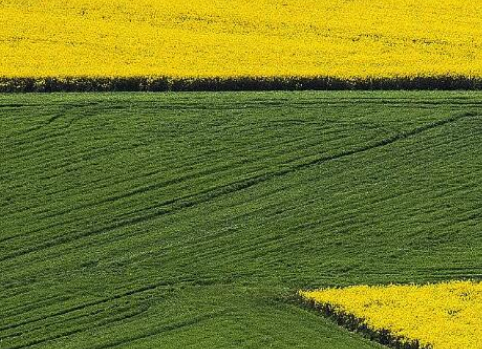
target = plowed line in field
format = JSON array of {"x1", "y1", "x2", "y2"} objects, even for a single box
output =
[
  {"x1": 4, "y1": 106, "x2": 76, "y2": 138},
  {"x1": 0, "y1": 308, "x2": 105, "y2": 342},
  {"x1": 3, "y1": 103, "x2": 103, "y2": 145},
  {"x1": 0, "y1": 273, "x2": 236, "y2": 333},
  {"x1": 0, "y1": 280, "x2": 169, "y2": 333},
  {"x1": 7, "y1": 306, "x2": 150, "y2": 349},
  {"x1": 1, "y1": 135, "x2": 335, "y2": 242},
  {"x1": 91, "y1": 311, "x2": 224, "y2": 349},
  {"x1": 1, "y1": 295, "x2": 71, "y2": 320},
  {"x1": 0, "y1": 112, "x2": 476, "y2": 264}
]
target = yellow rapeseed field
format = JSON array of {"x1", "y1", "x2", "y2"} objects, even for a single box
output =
[
  {"x1": 0, "y1": 0, "x2": 481, "y2": 78},
  {"x1": 300, "y1": 281, "x2": 482, "y2": 349}
]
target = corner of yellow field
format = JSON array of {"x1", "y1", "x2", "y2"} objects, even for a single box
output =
[{"x1": 299, "y1": 280, "x2": 482, "y2": 349}]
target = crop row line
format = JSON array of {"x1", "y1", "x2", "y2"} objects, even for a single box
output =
[{"x1": 1, "y1": 111, "x2": 476, "y2": 265}]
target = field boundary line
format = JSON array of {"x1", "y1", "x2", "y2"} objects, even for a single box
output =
[{"x1": 2, "y1": 76, "x2": 482, "y2": 92}]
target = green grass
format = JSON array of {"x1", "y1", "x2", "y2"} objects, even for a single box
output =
[{"x1": 1, "y1": 91, "x2": 482, "y2": 348}]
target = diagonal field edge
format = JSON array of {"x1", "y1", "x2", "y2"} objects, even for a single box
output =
[
  {"x1": 0, "y1": 111, "x2": 478, "y2": 264},
  {"x1": 297, "y1": 296, "x2": 430, "y2": 349}
]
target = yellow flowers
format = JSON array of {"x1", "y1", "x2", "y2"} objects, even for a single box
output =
[
  {"x1": 300, "y1": 281, "x2": 482, "y2": 349},
  {"x1": 0, "y1": 0, "x2": 481, "y2": 78}
]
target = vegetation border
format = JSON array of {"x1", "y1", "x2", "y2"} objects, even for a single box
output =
[
  {"x1": 296, "y1": 294, "x2": 432, "y2": 349},
  {"x1": 1, "y1": 76, "x2": 482, "y2": 92}
]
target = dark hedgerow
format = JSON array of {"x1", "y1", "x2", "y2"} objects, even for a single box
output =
[{"x1": 1, "y1": 76, "x2": 482, "y2": 92}]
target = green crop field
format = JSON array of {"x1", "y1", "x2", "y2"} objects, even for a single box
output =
[{"x1": 2, "y1": 91, "x2": 482, "y2": 348}]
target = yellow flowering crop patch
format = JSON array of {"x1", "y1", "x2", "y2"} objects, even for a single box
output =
[
  {"x1": 300, "y1": 281, "x2": 482, "y2": 349},
  {"x1": 1, "y1": 0, "x2": 481, "y2": 79}
]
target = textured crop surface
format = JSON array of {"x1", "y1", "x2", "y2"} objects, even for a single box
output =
[
  {"x1": 1, "y1": 0, "x2": 482, "y2": 79},
  {"x1": 301, "y1": 281, "x2": 482, "y2": 349},
  {"x1": 2, "y1": 91, "x2": 482, "y2": 348}
]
